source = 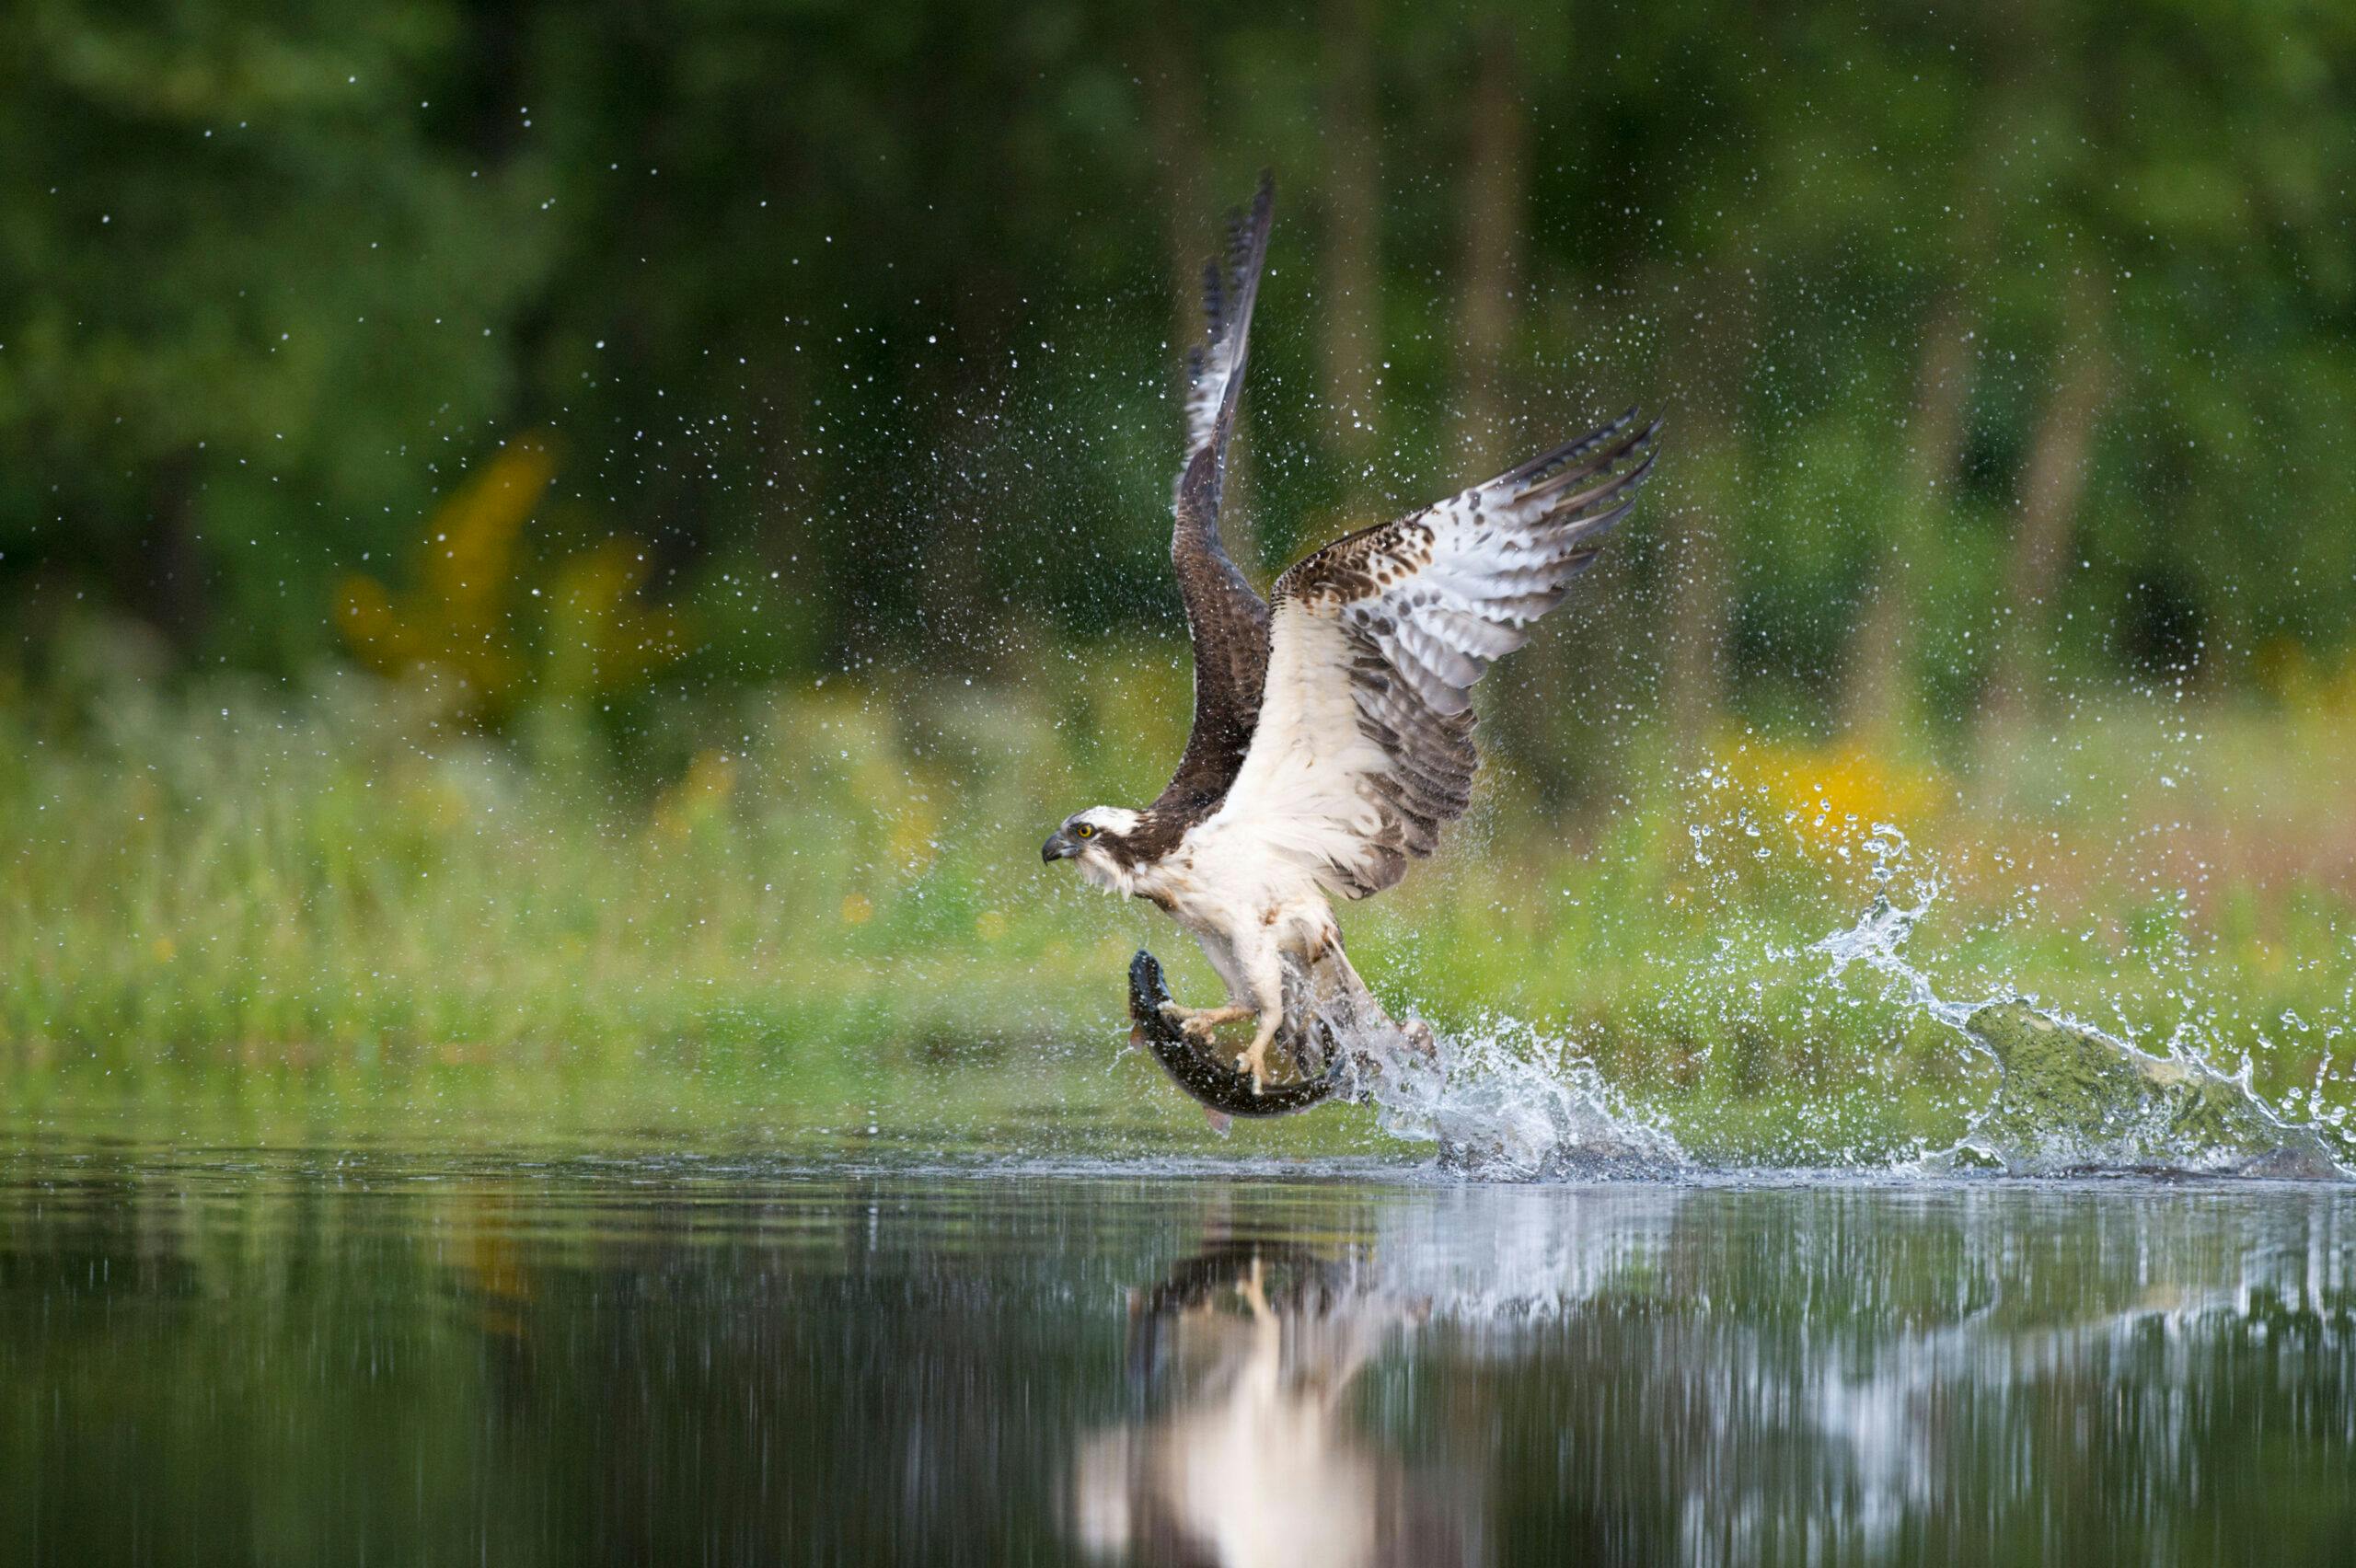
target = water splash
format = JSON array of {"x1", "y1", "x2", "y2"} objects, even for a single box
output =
[
  {"x1": 1807, "y1": 825, "x2": 1981, "y2": 1035},
  {"x1": 1349, "y1": 1013, "x2": 1683, "y2": 1182},
  {"x1": 1337, "y1": 819, "x2": 2346, "y2": 1181},
  {"x1": 1807, "y1": 825, "x2": 2348, "y2": 1179}
]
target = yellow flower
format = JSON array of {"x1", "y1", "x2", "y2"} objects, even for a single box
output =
[
  {"x1": 338, "y1": 439, "x2": 551, "y2": 715},
  {"x1": 886, "y1": 796, "x2": 941, "y2": 871},
  {"x1": 338, "y1": 434, "x2": 685, "y2": 724},
  {"x1": 1713, "y1": 737, "x2": 1942, "y2": 853},
  {"x1": 542, "y1": 539, "x2": 686, "y2": 707}
]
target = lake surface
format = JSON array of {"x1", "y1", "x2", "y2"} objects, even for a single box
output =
[{"x1": 3, "y1": 1133, "x2": 2352, "y2": 1565}]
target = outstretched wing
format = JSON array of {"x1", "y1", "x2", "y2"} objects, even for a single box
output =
[
  {"x1": 1151, "y1": 172, "x2": 1277, "y2": 824},
  {"x1": 1208, "y1": 412, "x2": 1660, "y2": 898}
]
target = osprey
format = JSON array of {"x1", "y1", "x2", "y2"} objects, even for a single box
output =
[{"x1": 1043, "y1": 175, "x2": 1658, "y2": 1093}]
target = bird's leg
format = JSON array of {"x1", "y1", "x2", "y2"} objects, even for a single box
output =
[
  {"x1": 1236, "y1": 1010, "x2": 1282, "y2": 1095},
  {"x1": 1230, "y1": 943, "x2": 1289, "y2": 1095},
  {"x1": 1160, "y1": 1001, "x2": 1253, "y2": 1043}
]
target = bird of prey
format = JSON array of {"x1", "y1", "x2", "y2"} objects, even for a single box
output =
[{"x1": 1042, "y1": 174, "x2": 1658, "y2": 1093}]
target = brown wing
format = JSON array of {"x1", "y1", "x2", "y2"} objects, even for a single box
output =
[{"x1": 1149, "y1": 172, "x2": 1277, "y2": 827}]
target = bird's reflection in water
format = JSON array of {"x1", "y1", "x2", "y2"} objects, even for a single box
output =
[{"x1": 1069, "y1": 1240, "x2": 1477, "y2": 1568}]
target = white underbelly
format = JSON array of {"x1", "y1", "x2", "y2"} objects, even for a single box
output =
[
  {"x1": 1148, "y1": 826, "x2": 1334, "y2": 972},
  {"x1": 1185, "y1": 926, "x2": 1249, "y2": 999}
]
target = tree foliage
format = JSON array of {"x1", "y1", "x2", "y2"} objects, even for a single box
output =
[{"x1": 3, "y1": 0, "x2": 2350, "y2": 739}]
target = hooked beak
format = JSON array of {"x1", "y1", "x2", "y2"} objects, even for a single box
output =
[{"x1": 1042, "y1": 831, "x2": 1079, "y2": 864}]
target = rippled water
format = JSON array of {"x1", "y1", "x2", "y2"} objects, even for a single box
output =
[{"x1": 4, "y1": 1133, "x2": 2351, "y2": 1565}]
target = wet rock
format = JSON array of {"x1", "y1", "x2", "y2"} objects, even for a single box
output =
[{"x1": 1962, "y1": 1002, "x2": 2348, "y2": 1180}]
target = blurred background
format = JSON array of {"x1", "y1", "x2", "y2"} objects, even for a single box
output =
[{"x1": 3, "y1": 0, "x2": 2350, "y2": 1152}]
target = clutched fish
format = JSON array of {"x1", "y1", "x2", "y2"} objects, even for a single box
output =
[{"x1": 1125, "y1": 948, "x2": 1435, "y2": 1123}]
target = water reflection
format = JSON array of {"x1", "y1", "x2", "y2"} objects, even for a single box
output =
[
  {"x1": 1067, "y1": 1184, "x2": 2356, "y2": 1565},
  {"x1": 1071, "y1": 1240, "x2": 1470, "y2": 1566},
  {"x1": 0, "y1": 1147, "x2": 2350, "y2": 1565}
]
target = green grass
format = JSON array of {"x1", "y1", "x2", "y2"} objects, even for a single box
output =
[{"x1": 4, "y1": 651, "x2": 2352, "y2": 1162}]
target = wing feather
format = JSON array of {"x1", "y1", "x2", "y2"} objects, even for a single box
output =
[
  {"x1": 1208, "y1": 412, "x2": 1660, "y2": 898},
  {"x1": 1150, "y1": 172, "x2": 1278, "y2": 828}
]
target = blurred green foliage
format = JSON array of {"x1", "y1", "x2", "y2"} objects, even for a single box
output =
[
  {"x1": 3, "y1": 0, "x2": 2351, "y2": 769},
  {"x1": 3, "y1": 1, "x2": 2352, "y2": 1133},
  {"x1": 4, "y1": 653, "x2": 2350, "y2": 1162}
]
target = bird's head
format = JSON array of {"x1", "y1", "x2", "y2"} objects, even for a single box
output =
[{"x1": 1042, "y1": 806, "x2": 1144, "y2": 893}]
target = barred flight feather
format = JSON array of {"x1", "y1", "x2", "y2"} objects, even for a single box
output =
[{"x1": 1208, "y1": 412, "x2": 1659, "y2": 899}]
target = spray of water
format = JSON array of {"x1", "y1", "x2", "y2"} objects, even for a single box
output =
[
  {"x1": 1362, "y1": 1011, "x2": 1683, "y2": 1181},
  {"x1": 1345, "y1": 820, "x2": 2346, "y2": 1181},
  {"x1": 1807, "y1": 825, "x2": 1981, "y2": 1035},
  {"x1": 1815, "y1": 826, "x2": 2342, "y2": 1175}
]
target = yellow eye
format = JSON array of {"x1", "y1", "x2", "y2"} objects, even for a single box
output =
[{"x1": 1075, "y1": 824, "x2": 1096, "y2": 839}]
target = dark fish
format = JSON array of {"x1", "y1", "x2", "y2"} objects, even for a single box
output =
[{"x1": 1126, "y1": 950, "x2": 1341, "y2": 1118}]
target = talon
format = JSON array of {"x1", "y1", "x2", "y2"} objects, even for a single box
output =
[
  {"x1": 1168, "y1": 1003, "x2": 1251, "y2": 1043},
  {"x1": 1236, "y1": 1039, "x2": 1272, "y2": 1096}
]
